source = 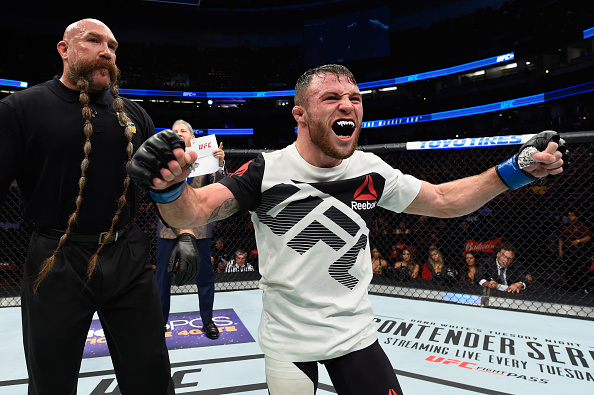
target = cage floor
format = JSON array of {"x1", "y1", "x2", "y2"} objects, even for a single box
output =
[{"x1": 0, "y1": 289, "x2": 592, "y2": 394}]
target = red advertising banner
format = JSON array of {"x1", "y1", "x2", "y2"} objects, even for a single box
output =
[{"x1": 462, "y1": 237, "x2": 503, "y2": 255}]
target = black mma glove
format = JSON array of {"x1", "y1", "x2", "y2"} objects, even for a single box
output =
[
  {"x1": 496, "y1": 130, "x2": 566, "y2": 189},
  {"x1": 128, "y1": 129, "x2": 190, "y2": 203},
  {"x1": 168, "y1": 233, "x2": 200, "y2": 286}
]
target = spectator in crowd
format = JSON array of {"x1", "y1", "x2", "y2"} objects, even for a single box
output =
[
  {"x1": 435, "y1": 219, "x2": 450, "y2": 241},
  {"x1": 154, "y1": 119, "x2": 226, "y2": 340},
  {"x1": 225, "y1": 249, "x2": 255, "y2": 272},
  {"x1": 393, "y1": 221, "x2": 412, "y2": 235},
  {"x1": 476, "y1": 243, "x2": 526, "y2": 293},
  {"x1": 421, "y1": 246, "x2": 457, "y2": 283},
  {"x1": 211, "y1": 236, "x2": 232, "y2": 273},
  {"x1": 371, "y1": 246, "x2": 388, "y2": 275},
  {"x1": 474, "y1": 204, "x2": 499, "y2": 240},
  {"x1": 453, "y1": 219, "x2": 473, "y2": 250},
  {"x1": 434, "y1": 219, "x2": 458, "y2": 261},
  {"x1": 393, "y1": 220, "x2": 411, "y2": 236},
  {"x1": 392, "y1": 220, "x2": 413, "y2": 246},
  {"x1": 0, "y1": 19, "x2": 176, "y2": 394},
  {"x1": 393, "y1": 247, "x2": 420, "y2": 280},
  {"x1": 388, "y1": 241, "x2": 412, "y2": 263},
  {"x1": 460, "y1": 251, "x2": 480, "y2": 283},
  {"x1": 370, "y1": 215, "x2": 390, "y2": 246},
  {"x1": 423, "y1": 246, "x2": 444, "y2": 279},
  {"x1": 129, "y1": 64, "x2": 564, "y2": 395},
  {"x1": 558, "y1": 209, "x2": 591, "y2": 292},
  {"x1": 413, "y1": 215, "x2": 437, "y2": 259}
]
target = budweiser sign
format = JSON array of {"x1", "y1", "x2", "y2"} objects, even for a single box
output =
[{"x1": 462, "y1": 237, "x2": 503, "y2": 255}]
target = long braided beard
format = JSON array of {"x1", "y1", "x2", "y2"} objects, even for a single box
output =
[{"x1": 33, "y1": 72, "x2": 134, "y2": 294}]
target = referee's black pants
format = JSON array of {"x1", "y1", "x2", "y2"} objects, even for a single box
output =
[{"x1": 21, "y1": 226, "x2": 174, "y2": 394}]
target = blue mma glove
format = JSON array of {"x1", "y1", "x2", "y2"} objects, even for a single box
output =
[{"x1": 496, "y1": 130, "x2": 566, "y2": 190}]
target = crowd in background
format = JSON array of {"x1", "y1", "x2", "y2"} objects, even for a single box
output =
[
  {"x1": 367, "y1": 208, "x2": 593, "y2": 294},
  {"x1": 2, "y1": 143, "x2": 594, "y2": 298}
]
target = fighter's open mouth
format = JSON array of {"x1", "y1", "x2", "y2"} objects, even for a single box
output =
[{"x1": 332, "y1": 120, "x2": 356, "y2": 138}]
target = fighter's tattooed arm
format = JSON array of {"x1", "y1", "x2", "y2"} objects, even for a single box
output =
[{"x1": 207, "y1": 197, "x2": 240, "y2": 223}]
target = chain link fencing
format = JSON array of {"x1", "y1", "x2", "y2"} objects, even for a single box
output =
[{"x1": 2, "y1": 132, "x2": 593, "y2": 319}]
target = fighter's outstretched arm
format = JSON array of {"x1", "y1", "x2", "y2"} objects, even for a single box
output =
[
  {"x1": 404, "y1": 167, "x2": 507, "y2": 218},
  {"x1": 404, "y1": 131, "x2": 564, "y2": 218},
  {"x1": 128, "y1": 130, "x2": 240, "y2": 229}
]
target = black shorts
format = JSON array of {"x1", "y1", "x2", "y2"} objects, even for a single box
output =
[{"x1": 266, "y1": 340, "x2": 404, "y2": 395}]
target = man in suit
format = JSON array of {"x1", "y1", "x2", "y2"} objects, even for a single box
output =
[{"x1": 477, "y1": 243, "x2": 526, "y2": 293}]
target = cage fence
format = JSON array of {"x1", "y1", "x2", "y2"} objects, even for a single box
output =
[{"x1": 1, "y1": 131, "x2": 593, "y2": 319}]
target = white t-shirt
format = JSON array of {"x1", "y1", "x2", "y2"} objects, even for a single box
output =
[{"x1": 219, "y1": 144, "x2": 422, "y2": 361}]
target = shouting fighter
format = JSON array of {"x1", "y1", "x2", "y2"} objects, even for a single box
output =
[{"x1": 128, "y1": 64, "x2": 565, "y2": 394}]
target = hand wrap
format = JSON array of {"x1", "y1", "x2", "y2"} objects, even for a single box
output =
[
  {"x1": 496, "y1": 130, "x2": 566, "y2": 189},
  {"x1": 168, "y1": 233, "x2": 200, "y2": 286},
  {"x1": 149, "y1": 182, "x2": 186, "y2": 204}
]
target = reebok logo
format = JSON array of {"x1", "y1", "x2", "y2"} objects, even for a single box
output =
[
  {"x1": 354, "y1": 175, "x2": 377, "y2": 200},
  {"x1": 230, "y1": 160, "x2": 252, "y2": 177},
  {"x1": 352, "y1": 175, "x2": 377, "y2": 210},
  {"x1": 388, "y1": 389, "x2": 399, "y2": 395},
  {"x1": 351, "y1": 201, "x2": 376, "y2": 210}
]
